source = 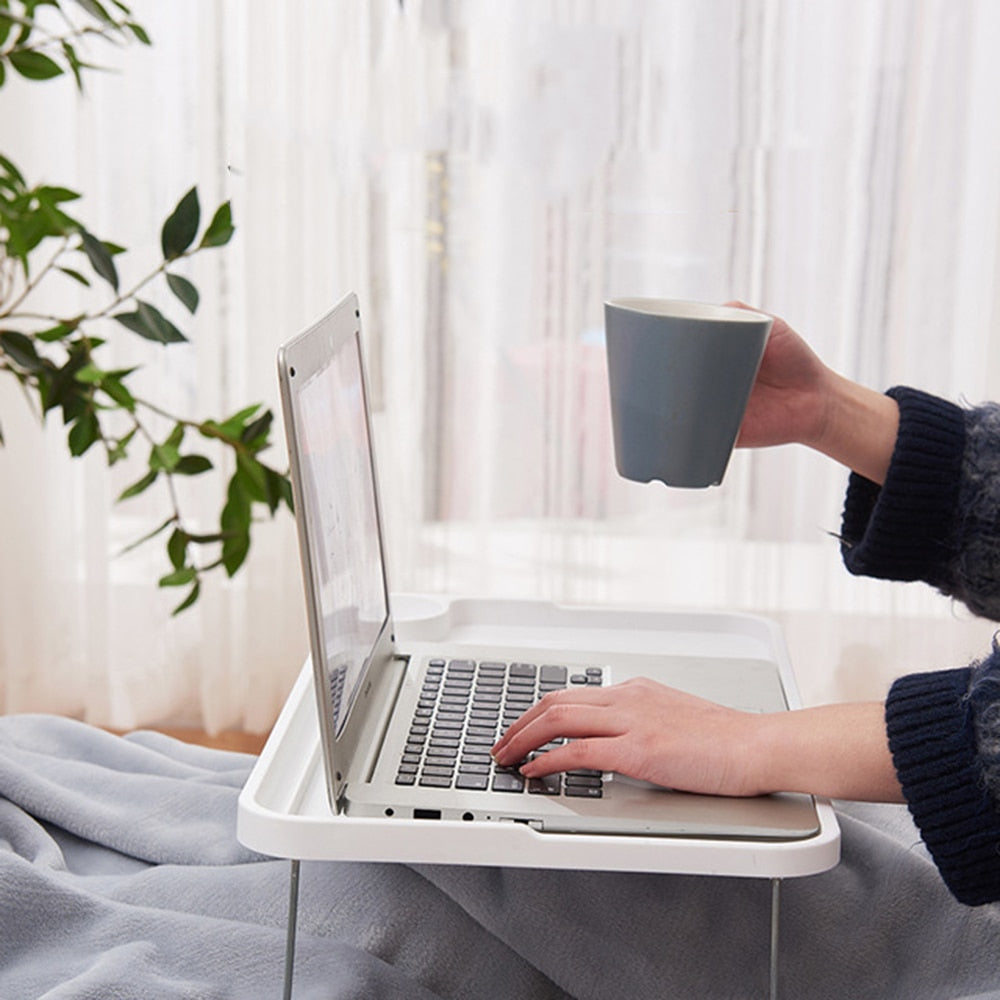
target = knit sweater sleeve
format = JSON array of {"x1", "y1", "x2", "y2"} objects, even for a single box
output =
[
  {"x1": 839, "y1": 386, "x2": 1000, "y2": 904},
  {"x1": 885, "y1": 660, "x2": 1000, "y2": 905},
  {"x1": 840, "y1": 385, "x2": 1000, "y2": 618}
]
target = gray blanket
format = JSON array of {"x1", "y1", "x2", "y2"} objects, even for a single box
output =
[{"x1": 2, "y1": 715, "x2": 1000, "y2": 1000}]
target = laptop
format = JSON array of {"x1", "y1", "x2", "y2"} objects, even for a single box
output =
[{"x1": 276, "y1": 292, "x2": 820, "y2": 840}]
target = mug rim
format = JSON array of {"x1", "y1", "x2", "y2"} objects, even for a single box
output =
[{"x1": 605, "y1": 298, "x2": 771, "y2": 324}]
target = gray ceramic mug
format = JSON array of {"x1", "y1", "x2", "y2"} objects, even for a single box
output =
[{"x1": 604, "y1": 298, "x2": 772, "y2": 488}]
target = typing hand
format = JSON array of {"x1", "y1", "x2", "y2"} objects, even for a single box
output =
[{"x1": 490, "y1": 678, "x2": 763, "y2": 798}]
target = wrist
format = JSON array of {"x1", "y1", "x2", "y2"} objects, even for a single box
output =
[
  {"x1": 811, "y1": 374, "x2": 900, "y2": 484},
  {"x1": 750, "y1": 703, "x2": 903, "y2": 802}
]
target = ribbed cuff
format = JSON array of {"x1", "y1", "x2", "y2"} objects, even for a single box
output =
[
  {"x1": 841, "y1": 387, "x2": 966, "y2": 585},
  {"x1": 886, "y1": 668, "x2": 1000, "y2": 905}
]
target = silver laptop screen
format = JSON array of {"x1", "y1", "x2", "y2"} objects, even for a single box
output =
[{"x1": 293, "y1": 329, "x2": 388, "y2": 736}]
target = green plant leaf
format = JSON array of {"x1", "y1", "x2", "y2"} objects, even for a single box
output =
[
  {"x1": 241, "y1": 410, "x2": 273, "y2": 448},
  {"x1": 199, "y1": 201, "x2": 235, "y2": 248},
  {"x1": 107, "y1": 426, "x2": 137, "y2": 464},
  {"x1": 174, "y1": 454, "x2": 212, "y2": 475},
  {"x1": 36, "y1": 317, "x2": 83, "y2": 342},
  {"x1": 165, "y1": 422, "x2": 185, "y2": 450},
  {"x1": 150, "y1": 441, "x2": 181, "y2": 472},
  {"x1": 8, "y1": 49, "x2": 63, "y2": 82},
  {"x1": 100, "y1": 374, "x2": 136, "y2": 411},
  {"x1": 117, "y1": 469, "x2": 158, "y2": 501},
  {"x1": 42, "y1": 347, "x2": 92, "y2": 419},
  {"x1": 0, "y1": 330, "x2": 44, "y2": 372},
  {"x1": 161, "y1": 187, "x2": 200, "y2": 260},
  {"x1": 235, "y1": 451, "x2": 269, "y2": 504},
  {"x1": 57, "y1": 266, "x2": 91, "y2": 286},
  {"x1": 200, "y1": 404, "x2": 260, "y2": 441},
  {"x1": 61, "y1": 41, "x2": 90, "y2": 91},
  {"x1": 38, "y1": 185, "x2": 81, "y2": 204},
  {"x1": 166, "y1": 272, "x2": 199, "y2": 314},
  {"x1": 68, "y1": 409, "x2": 100, "y2": 456},
  {"x1": 0, "y1": 15, "x2": 14, "y2": 52},
  {"x1": 77, "y1": 0, "x2": 117, "y2": 26},
  {"x1": 0, "y1": 154, "x2": 24, "y2": 188},
  {"x1": 79, "y1": 230, "x2": 119, "y2": 290},
  {"x1": 264, "y1": 464, "x2": 294, "y2": 513},
  {"x1": 220, "y1": 475, "x2": 252, "y2": 576},
  {"x1": 114, "y1": 300, "x2": 187, "y2": 344},
  {"x1": 126, "y1": 22, "x2": 152, "y2": 45},
  {"x1": 159, "y1": 566, "x2": 197, "y2": 587},
  {"x1": 74, "y1": 363, "x2": 104, "y2": 385},
  {"x1": 167, "y1": 527, "x2": 187, "y2": 569},
  {"x1": 171, "y1": 579, "x2": 200, "y2": 615}
]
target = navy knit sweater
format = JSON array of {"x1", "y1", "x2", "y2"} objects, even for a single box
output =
[{"x1": 840, "y1": 386, "x2": 1000, "y2": 905}]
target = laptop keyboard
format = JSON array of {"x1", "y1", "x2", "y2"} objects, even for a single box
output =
[{"x1": 394, "y1": 658, "x2": 604, "y2": 797}]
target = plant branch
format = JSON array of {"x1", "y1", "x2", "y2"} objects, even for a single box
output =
[{"x1": 0, "y1": 238, "x2": 71, "y2": 317}]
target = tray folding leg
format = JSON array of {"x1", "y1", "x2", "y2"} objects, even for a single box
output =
[
  {"x1": 283, "y1": 859, "x2": 301, "y2": 1000},
  {"x1": 770, "y1": 877, "x2": 781, "y2": 1000}
]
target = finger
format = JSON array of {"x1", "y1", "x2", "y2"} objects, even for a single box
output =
[
  {"x1": 492, "y1": 688, "x2": 611, "y2": 760},
  {"x1": 492, "y1": 703, "x2": 622, "y2": 767},
  {"x1": 519, "y1": 734, "x2": 631, "y2": 778},
  {"x1": 493, "y1": 685, "x2": 614, "y2": 754}
]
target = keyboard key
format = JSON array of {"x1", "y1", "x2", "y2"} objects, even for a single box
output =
[
  {"x1": 395, "y1": 773, "x2": 416, "y2": 785},
  {"x1": 565, "y1": 774, "x2": 602, "y2": 789},
  {"x1": 466, "y1": 724, "x2": 497, "y2": 737},
  {"x1": 528, "y1": 774, "x2": 562, "y2": 795},
  {"x1": 464, "y1": 734, "x2": 496, "y2": 746},
  {"x1": 469, "y1": 710, "x2": 499, "y2": 723},
  {"x1": 455, "y1": 773, "x2": 489, "y2": 790},
  {"x1": 419, "y1": 774, "x2": 454, "y2": 788},
  {"x1": 539, "y1": 664, "x2": 568, "y2": 683},
  {"x1": 565, "y1": 784, "x2": 603, "y2": 798},
  {"x1": 504, "y1": 695, "x2": 534, "y2": 707},
  {"x1": 420, "y1": 758, "x2": 455, "y2": 778},
  {"x1": 492, "y1": 771, "x2": 525, "y2": 793}
]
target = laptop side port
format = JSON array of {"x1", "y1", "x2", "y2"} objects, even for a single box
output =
[{"x1": 413, "y1": 808, "x2": 442, "y2": 820}]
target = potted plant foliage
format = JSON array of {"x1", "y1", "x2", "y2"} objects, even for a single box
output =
[{"x1": 0, "y1": 0, "x2": 291, "y2": 614}]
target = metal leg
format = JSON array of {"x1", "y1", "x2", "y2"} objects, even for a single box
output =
[
  {"x1": 283, "y1": 859, "x2": 301, "y2": 1000},
  {"x1": 769, "y1": 877, "x2": 781, "y2": 1000}
]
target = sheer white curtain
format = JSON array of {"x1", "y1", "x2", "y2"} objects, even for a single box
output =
[{"x1": 3, "y1": 0, "x2": 1000, "y2": 732}]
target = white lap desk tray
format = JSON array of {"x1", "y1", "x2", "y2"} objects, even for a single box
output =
[{"x1": 238, "y1": 597, "x2": 840, "y2": 879}]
